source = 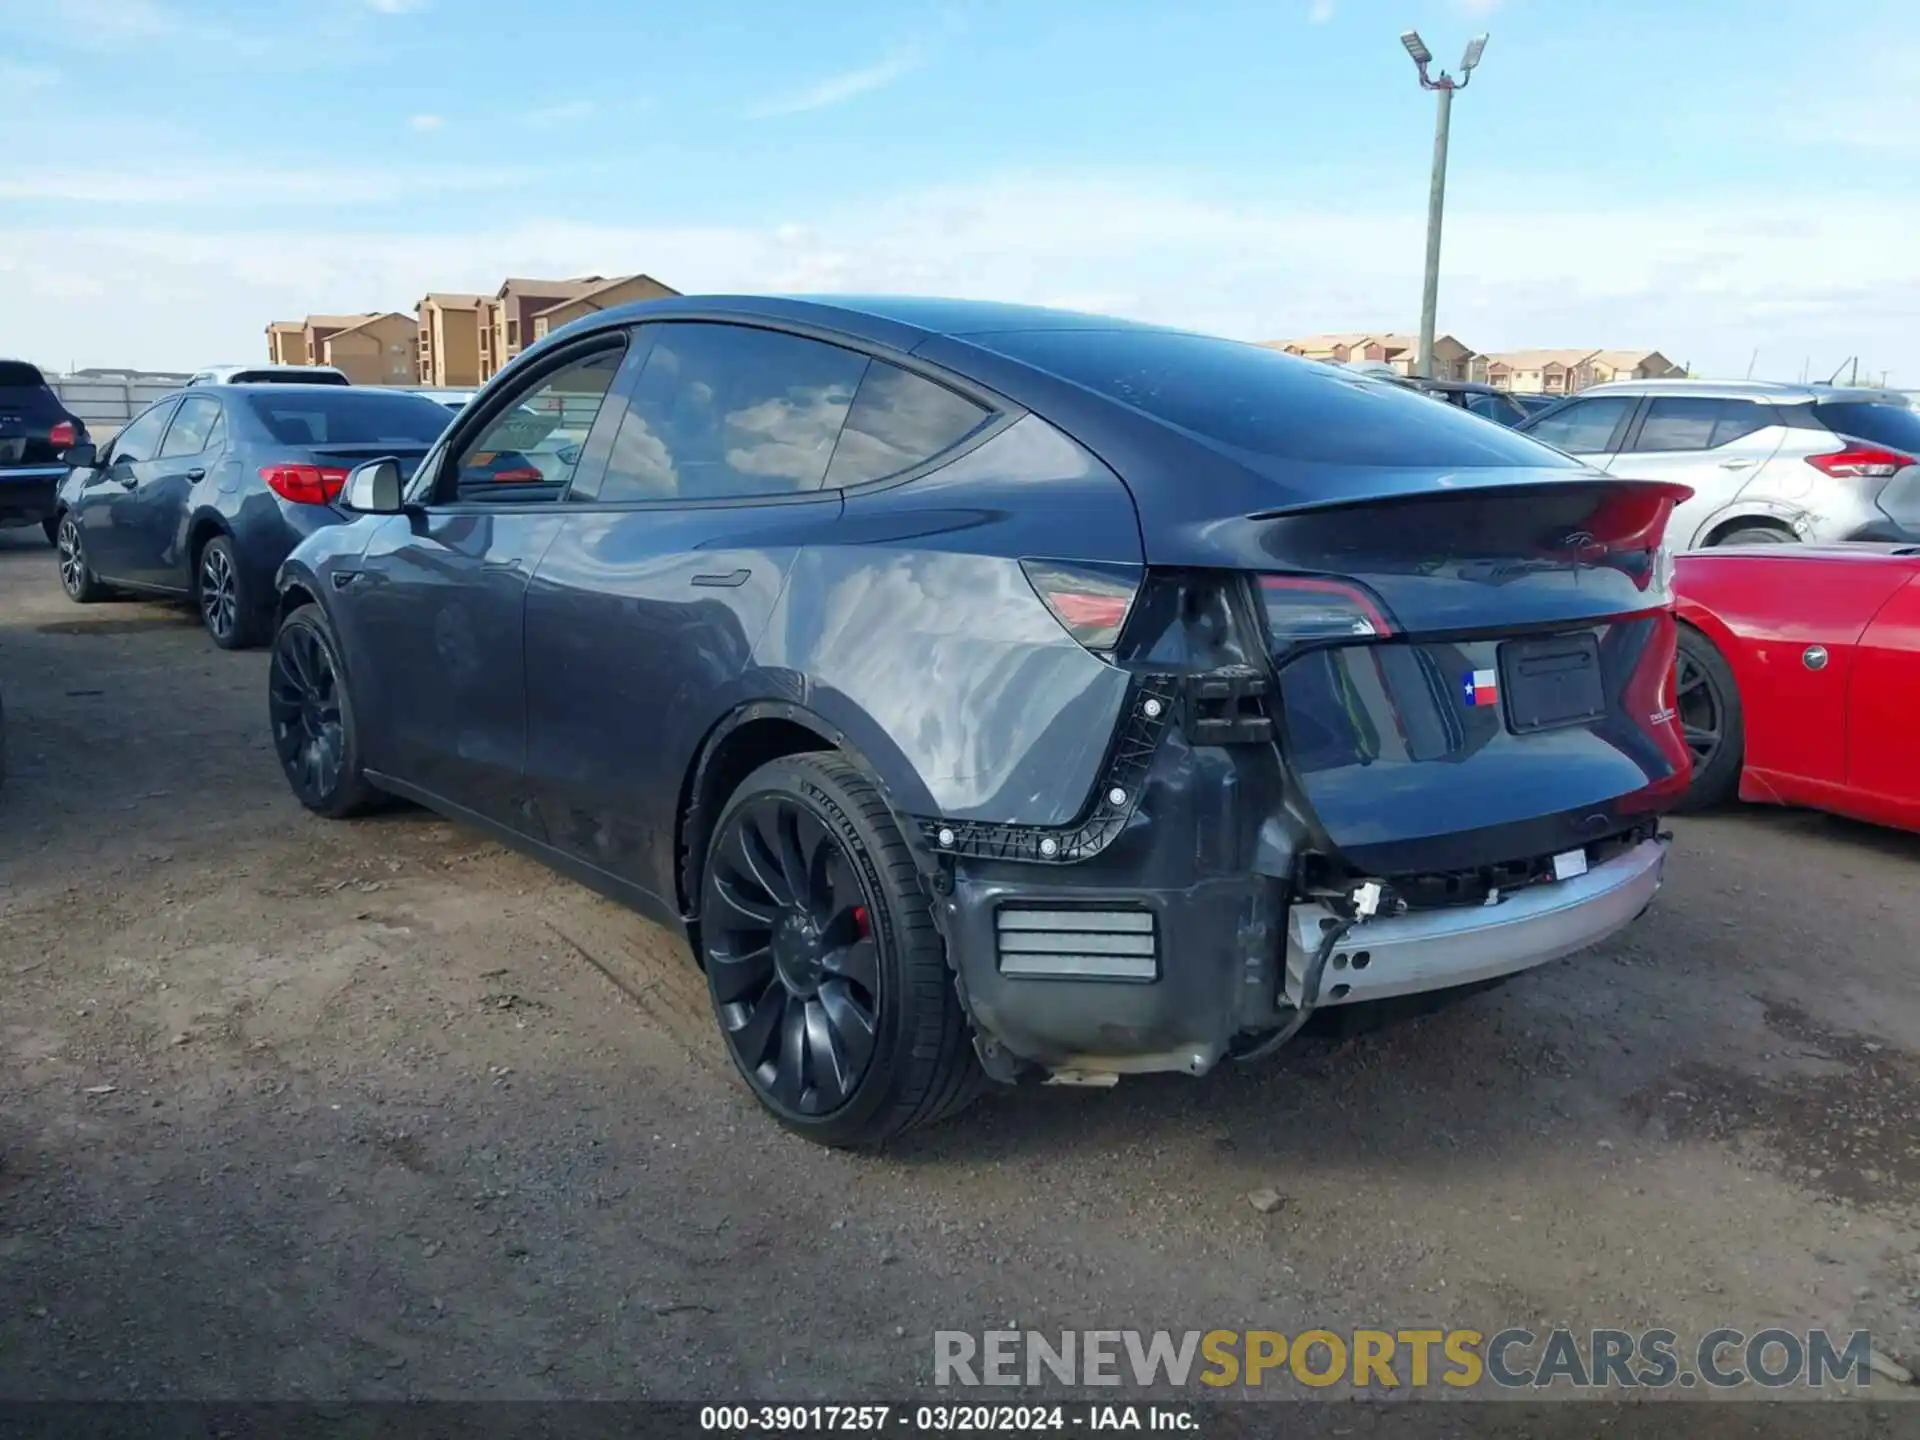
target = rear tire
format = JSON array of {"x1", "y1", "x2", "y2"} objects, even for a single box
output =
[
  {"x1": 698, "y1": 753, "x2": 982, "y2": 1148},
  {"x1": 1675, "y1": 625, "x2": 1743, "y2": 811},
  {"x1": 55, "y1": 514, "x2": 107, "y2": 603},
  {"x1": 268, "y1": 603, "x2": 382, "y2": 819},
  {"x1": 1712, "y1": 525, "x2": 1793, "y2": 547},
  {"x1": 197, "y1": 535, "x2": 265, "y2": 650}
]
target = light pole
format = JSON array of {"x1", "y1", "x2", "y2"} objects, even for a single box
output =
[{"x1": 1400, "y1": 28, "x2": 1487, "y2": 380}]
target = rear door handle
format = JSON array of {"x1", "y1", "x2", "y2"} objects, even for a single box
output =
[
  {"x1": 691, "y1": 568, "x2": 752, "y2": 588},
  {"x1": 1719, "y1": 459, "x2": 1756, "y2": 470}
]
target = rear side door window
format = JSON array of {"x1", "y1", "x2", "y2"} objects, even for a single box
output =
[
  {"x1": 157, "y1": 396, "x2": 225, "y2": 459},
  {"x1": 586, "y1": 322, "x2": 868, "y2": 503},
  {"x1": 1630, "y1": 397, "x2": 1774, "y2": 452},
  {"x1": 1521, "y1": 396, "x2": 1635, "y2": 456}
]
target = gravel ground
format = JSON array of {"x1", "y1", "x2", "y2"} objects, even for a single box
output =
[{"x1": 2, "y1": 524, "x2": 1918, "y2": 1403}]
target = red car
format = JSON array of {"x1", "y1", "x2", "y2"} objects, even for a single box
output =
[{"x1": 1673, "y1": 543, "x2": 1920, "y2": 829}]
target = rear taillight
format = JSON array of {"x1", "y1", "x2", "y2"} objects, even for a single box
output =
[
  {"x1": 489, "y1": 465, "x2": 544, "y2": 483},
  {"x1": 1021, "y1": 559, "x2": 1142, "y2": 654},
  {"x1": 1808, "y1": 444, "x2": 1915, "y2": 480},
  {"x1": 1259, "y1": 575, "x2": 1394, "y2": 651},
  {"x1": 260, "y1": 463, "x2": 350, "y2": 505},
  {"x1": 49, "y1": 420, "x2": 76, "y2": 449}
]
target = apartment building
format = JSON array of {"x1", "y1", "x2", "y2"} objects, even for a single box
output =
[
  {"x1": 1483, "y1": 348, "x2": 1684, "y2": 395},
  {"x1": 264, "y1": 321, "x2": 306, "y2": 366},
  {"x1": 485, "y1": 273, "x2": 681, "y2": 378},
  {"x1": 416, "y1": 293, "x2": 489, "y2": 387},
  {"x1": 1265, "y1": 332, "x2": 1483, "y2": 383},
  {"x1": 321, "y1": 312, "x2": 419, "y2": 386}
]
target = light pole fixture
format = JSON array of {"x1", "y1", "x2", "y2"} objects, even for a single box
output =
[{"x1": 1400, "y1": 29, "x2": 1488, "y2": 380}]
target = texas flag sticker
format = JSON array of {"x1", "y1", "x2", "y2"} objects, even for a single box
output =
[{"x1": 1461, "y1": 669, "x2": 1499, "y2": 707}]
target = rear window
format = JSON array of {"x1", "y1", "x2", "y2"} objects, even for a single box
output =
[
  {"x1": 1811, "y1": 402, "x2": 1920, "y2": 453},
  {"x1": 0, "y1": 361, "x2": 47, "y2": 388},
  {"x1": 245, "y1": 391, "x2": 452, "y2": 446},
  {"x1": 974, "y1": 329, "x2": 1581, "y2": 469}
]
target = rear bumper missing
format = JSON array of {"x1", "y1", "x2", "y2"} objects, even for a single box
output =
[
  {"x1": 1282, "y1": 837, "x2": 1668, "y2": 1008},
  {"x1": 940, "y1": 835, "x2": 1667, "y2": 1080}
]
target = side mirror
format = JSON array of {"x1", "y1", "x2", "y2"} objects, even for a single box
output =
[
  {"x1": 61, "y1": 442, "x2": 97, "y2": 468},
  {"x1": 341, "y1": 458, "x2": 404, "y2": 514}
]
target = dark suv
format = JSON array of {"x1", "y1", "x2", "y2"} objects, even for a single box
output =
[
  {"x1": 0, "y1": 360, "x2": 90, "y2": 543},
  {"x1": 269, "y1": 296, "x2": 1691, "y2": 1147}
]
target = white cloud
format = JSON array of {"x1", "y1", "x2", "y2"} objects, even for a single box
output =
[
  {"x1": 528, "y1": 99, "x2": 594, "y2": 127},
  {"x1": 3, "y1": 175, "x2": 1916, "y2": 383},
  {"x1": 1308, "y1": 0, "x2": 1336, "y2": 22},
  {"x1": 409, "y1": 113, "x2": 444, "y2": 132},
  {"x1": 28, "y1": 0, "x2": 172, "y2": 43},
  {"x1": 0, "y1": 161, "x2": 519, "y2": 204},
  {"x1": 748, "y1": 46, "x2": 924, "y2": 118}
]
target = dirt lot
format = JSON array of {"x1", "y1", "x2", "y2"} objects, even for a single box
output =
[{"x1": 2, "y1": 524, "x2": 1919, "y2": 1403}]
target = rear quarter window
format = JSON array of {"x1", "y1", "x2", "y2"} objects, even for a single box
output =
[
  {"x1": 974, "y1": 329, "x2": 1581, "y2": 469},
  {"x1": 1811, "y1": 402, "x2": 1920, "y2": 453},
  {"x1": 245, "y1": 392, "x2": 452, "y2": 445},
  {"x1": 0, "y1": 361, "x2": 47, "y2": 388}
]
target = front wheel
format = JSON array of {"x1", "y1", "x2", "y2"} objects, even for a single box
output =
[
  {"x1": 1674, "y1": 626, "x2": 1744, "y2": 811},
  {"x1": 268, "y1": 603, "x2": 382, "y2": 818},
  {"x1": 55, "y1": 514, "x2": 107, "y2": 603},
  {"x1": 699, "y1": 753, "x2": 982, "y2": 1147}
]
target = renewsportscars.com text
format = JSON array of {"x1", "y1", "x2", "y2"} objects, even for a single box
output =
[{"x1": 934, "y1": 1327, "x2": 1884, "y2": 1391}]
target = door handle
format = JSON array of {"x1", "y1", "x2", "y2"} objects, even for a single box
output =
[
  {"x1": 186, "y1": 467, "x2": 206, "y2": 481},
  {"x1": 1719, "y1": 459, "x2": 1755, "y2": 470},
  {"x1": 117, "y1": 475, "x2": 137, "y2": 488},
  {"x1": 691, "y1": 568, "x2": 752, "y2": 588}
]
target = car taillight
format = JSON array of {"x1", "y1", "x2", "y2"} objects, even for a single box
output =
[
  {"x1": 1258, "y1": 575, "x2": 1395, "y2": 652},
  {"x1": 1807, "y1": 444, "x2": 1915, "y2": 479},
  {"x1": 48, "y1": 420, "x2": 76, "y2": 449},
  {"x1": 260, "y1": 463, "x2": 350, "y2": 505},
  {"x1": 1021, "y1": 559, "x2": 1143, "y2": 654}
]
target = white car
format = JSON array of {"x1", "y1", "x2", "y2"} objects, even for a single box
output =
[
  {"x1": 1516, "y1": 380, "x2": 1920, "y2": 549},
  {"x1": 187, "y1": 364, "x2": 349, "y2": 387}
]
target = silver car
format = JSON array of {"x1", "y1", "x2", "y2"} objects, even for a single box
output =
[{"x1": 1515, "y1": 380, "x2": 1920, "y2": 549}]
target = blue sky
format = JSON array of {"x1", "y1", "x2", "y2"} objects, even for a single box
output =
[{"x1": 3, "y1": 0, "x2": 1917, "y2": 380}]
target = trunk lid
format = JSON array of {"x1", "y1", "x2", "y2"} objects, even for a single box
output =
[{"x1": 1244, "y1": 480, "x2": 1693, "y2": 875}]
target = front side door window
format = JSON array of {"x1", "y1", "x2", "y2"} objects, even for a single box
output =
[{"x1": 443, "y1": 347, "x2": 626, "y2": 504}]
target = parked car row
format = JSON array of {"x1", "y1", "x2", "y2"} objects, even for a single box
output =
[{"x1": 34, "y1": 296, "x2": 1916, "y2": 1150}]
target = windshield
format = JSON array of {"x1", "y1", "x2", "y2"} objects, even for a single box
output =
[
  {"x1": 974, "y1": 328, "x2": 1584, "y2": 469},
  {"x1": 245, "y1": 391, "x2": 452, "y2": 446}
]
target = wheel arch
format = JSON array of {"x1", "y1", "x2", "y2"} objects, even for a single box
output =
[
  {"x1": 1696, "y1": 501, "x2": 1801, "y2": 547},
  {"x1": 185, "y1": 507, "x2": 235, "y2": 579},
  {"x1": 676, "y1": 700, "x2": 933, "y2": 963}
]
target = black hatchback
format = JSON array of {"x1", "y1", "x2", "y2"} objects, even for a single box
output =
[
  {"x1": 54, "y1": 384, "x2": 452, "y2": 647},
  {"x1": 269, "y1": 296, "x2": 1692, "y2": 1147}
]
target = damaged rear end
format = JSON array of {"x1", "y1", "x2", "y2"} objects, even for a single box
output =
[{"x1": 926, "y1": 333, "x2": 1692, "y2": 1083}]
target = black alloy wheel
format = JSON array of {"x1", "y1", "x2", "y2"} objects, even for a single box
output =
[
  {"x1": 1674, "y1": 627, "x2": 1743, "y2": 811},
  {"x1": 56, "y1": 514, "x2": 105, "y2": 603},
  {"x1": 699, "y1": 754, "x2": 982, "y2": 1147},
  {"x1": 198, "y1": 536, "x2": 262, "y2": 649},
  {"x1": 269, "y1": 604, "x2": 379, "y2": 818}
]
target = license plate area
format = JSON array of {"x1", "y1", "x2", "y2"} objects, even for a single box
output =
[{"x1": 1499, "y1": 632, "x2": 1605, "y2": 733}]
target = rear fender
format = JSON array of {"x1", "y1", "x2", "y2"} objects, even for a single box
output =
[{"x1": 1693, "y1": 498, "x2": 1811, "y2": 545}]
